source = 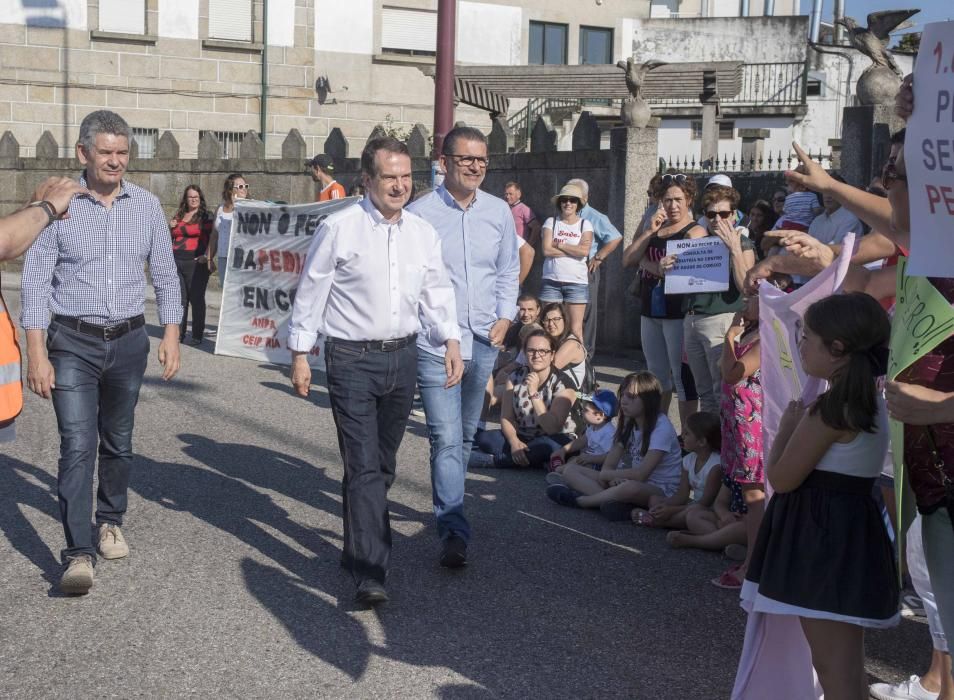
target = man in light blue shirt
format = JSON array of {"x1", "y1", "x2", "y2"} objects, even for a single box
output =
[
  {"x1": 567, "y1": 179, "x2": 622, "y2": 358},
  {"x1": 408, "y1": 126, "x2": 519, "y2": 568}
]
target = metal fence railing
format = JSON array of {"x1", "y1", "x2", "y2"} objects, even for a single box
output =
[{"x1": 661, "y1": 148, "x2": 833, "y2": 174}]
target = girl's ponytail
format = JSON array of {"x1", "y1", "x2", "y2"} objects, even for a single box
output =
[{"x1": 804, "y1": 293, "x2": 891, "y2": 433}]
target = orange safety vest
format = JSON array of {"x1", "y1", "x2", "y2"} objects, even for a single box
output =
[{"x1": 0, "y1": 286, "x2": 23, "y2": 426}]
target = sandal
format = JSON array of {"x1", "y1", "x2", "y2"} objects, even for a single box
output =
[{"x1": 710, "y1": 564, "x2": 745, "y2": 589}]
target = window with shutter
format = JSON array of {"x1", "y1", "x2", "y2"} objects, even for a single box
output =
[
  {"x1": 380, "y1": 7, "x2": 437, "y2": 56},
  {"x1": 209, "y1": 0, "x2": 253, "y2": 42},
  {"x1": 100, "y1": 0, "x2": 145, "y2": 34}
]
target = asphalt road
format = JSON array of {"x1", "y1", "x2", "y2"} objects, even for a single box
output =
[{"x1": 0, "y1": 284, "x2": 932, "y2": 699}]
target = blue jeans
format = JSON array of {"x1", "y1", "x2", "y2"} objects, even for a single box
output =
[
  {"x1": 474, "y1": 429, "x2": 572, "y2": 469},
  {"x1": 325, "y1": 340, "x2": 417, "y2": 585},
  {"x1": 417, "y1": 338, "x2": 499, "y2": 543},
  {"x1": 48, "y1": 320, "x2": 150, "y2": 562}
]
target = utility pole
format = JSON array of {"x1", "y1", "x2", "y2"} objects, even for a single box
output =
[{"x1": 431, "y1": 0, "x2": 456, "y2": 184}]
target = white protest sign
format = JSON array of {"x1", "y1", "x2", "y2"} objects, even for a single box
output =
[
  {"x1": 663, "y1": 237, "x2": 730, "y2": 294},
  {"x1": 906, "y1": 21, "x2": 954, "y2": 277},
  {"x1": 214, "y1": 198, "x2": 358, "y2": 367}
]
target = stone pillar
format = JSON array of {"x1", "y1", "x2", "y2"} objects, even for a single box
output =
[
  {"x1": 840, "y1": 104, "x2": 904, "y2": 188},
  {"x1": 324, "y1": 128, "x2": 348, "y2": 160},
  {"x1": 488, "y1": 115, "x2": 513, "y2": 154},
  {"x1": 282, "y1": 129, "x2": 307, "y2": 161},
  {"x1": 605, "y1": 123, "x2": 659, "y2": 350},
  {"x1": 699, "y1": 71, "x2": 720, "y2": 170},
  {"x1": 406, "y1": 123, "x2": 430, "y2": 157},
  {"x1": 530, "y1": 115, "x2": 557, "y2": 153},
  {"x1": 739, "y1": 128, "x2": 769, "y2": 172},
  {"x1": 572, "y1": 111, "x2": 601, "y2": 151}
]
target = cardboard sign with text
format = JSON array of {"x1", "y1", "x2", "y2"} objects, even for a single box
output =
[
  {"x1": 906, "y1": 21, "x2": 954, "y2": 277},
  {"x1": 214, "y1": 198, "x2": 358, "y2": 367}
]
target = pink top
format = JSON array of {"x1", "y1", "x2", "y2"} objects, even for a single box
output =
[{"x1": 510, "y1": 201, "x2": 536, "y2": 241}]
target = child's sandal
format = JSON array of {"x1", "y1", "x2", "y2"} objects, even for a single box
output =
[{"x1": 631, "y1": 508, "x2": 655, "y2": 527}]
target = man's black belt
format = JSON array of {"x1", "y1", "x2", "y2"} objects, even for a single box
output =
[
  {"x1": 327, "y1": 333, "x2": 417, "y2": 352},
  {"x1": 52, "y1": 314, "x2": 146, "y2": 341}
]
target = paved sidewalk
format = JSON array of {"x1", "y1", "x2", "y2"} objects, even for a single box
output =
[{"x1": 0, "y1": 287, "x2": 930, "y2": 698}]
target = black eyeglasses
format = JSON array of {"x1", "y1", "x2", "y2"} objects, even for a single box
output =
[
  {"x1": 542, "y1": 316, "x2": 564, "y2": 324},
  {"x1": 525, "y1": 348, "x2": 553, "y2": 357},
  {"x1": 705, "y1": 210, "x2": 734, "y2": 220},
  {"x1": 881, "y1": 159, "x2": 907, "y2": 191},
  {"x1": 445, "y1": 154, "x2": 489, "y2": 168},
  {"x1": 661, "y1": 173, "x2": 688, "y2": 186}
]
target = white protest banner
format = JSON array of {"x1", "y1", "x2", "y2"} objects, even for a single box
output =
[
  {"x1": 731, "y1": 234, "x2": 855, "y2": 700},
  {"x1": 664, "y1": 237, "x2": 729, "y2": 294},
  {"x1": 214, "y1": 198, "x2": 358, "y2": 367},
  {"x1": 906, "y1": 21, "x2": 954, "y2": 277}
]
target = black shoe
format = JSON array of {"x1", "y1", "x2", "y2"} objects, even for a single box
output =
[
  {"x1": 439, "y1": 535, "x2": 468, "y2": 569},
  {"x1": 188, "y1": 337, "x2": 203, "y2": 346},
  {"x1": 354, "y1": 579, "x2": 389, "y2": 606}
]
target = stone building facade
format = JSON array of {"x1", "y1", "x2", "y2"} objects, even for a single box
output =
[{"x1": 0, "y1": 0, "x2": 799, "y2": 160}]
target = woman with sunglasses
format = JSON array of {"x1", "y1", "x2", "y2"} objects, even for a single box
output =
[
  {"x1": 207, "y1": 173, "x2": 249, "y2": 287},
  {"x1": 636, "y1": 173, "x2": 706, "y2": 427},
  {"x1": 470, "y1": 330, "x2": 577, "y2": 469},
  {"x1": 683, "y1": 185, "x2": 756, "y2": 414},
  {"x1": 540, "y1": 183, "x2": 593, "y2": 343},
  {"x1": 540, "y1": 302, "x2": 588, "y2": 392},
  {"x1": 168, "y1": 185, "x2": 213, "y2": 345}
]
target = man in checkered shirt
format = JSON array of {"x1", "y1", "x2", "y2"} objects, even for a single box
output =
[{"x1": 20, "y1": 110, "x2": 183, "y2": 595}]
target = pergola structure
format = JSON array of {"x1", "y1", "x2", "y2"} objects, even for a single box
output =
[{"x1": 453, "y1": 62, "x2": 744, "y2": 117}]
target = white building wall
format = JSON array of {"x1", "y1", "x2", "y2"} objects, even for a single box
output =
[
  {"x1": 268, "y1": 0, "x2": 297, "y2": 47},
  {"x1": 457, "y1": 2, "x2": 522, "y2": 65},
  {"x1": 158, "y1": 0, "x2": 199, "y2": 39},
  {"x1": 315, "y1": 0, "x2": 373, "y2": 54}
]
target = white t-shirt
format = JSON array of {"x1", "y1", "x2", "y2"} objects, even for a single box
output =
[
  {"x1": 215, "y1": 206, "x2": 234, "y2": 258},
  {"x1": 682, "y1": 452, "x2": 721, "y2": 502},
  {"x1": 584, "y1": 421, "x2": 615, "y2": 455},
  {"x1": 625, "y1": 414, "x2": 683, "y2": 497},
  {"x1": 543, "y1": 217, "x2": 593, "y2": 285}
]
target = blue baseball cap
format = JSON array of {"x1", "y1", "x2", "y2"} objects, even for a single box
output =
[{"x1": 582, "y1": 389, "x2": 617, "y2": 418}]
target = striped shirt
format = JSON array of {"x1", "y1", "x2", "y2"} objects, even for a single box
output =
[{"x1": 20, "y1": 174, "x2": 182, "y2": 329}]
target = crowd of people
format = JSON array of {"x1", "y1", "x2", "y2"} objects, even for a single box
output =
[{"x1": 0, "y1": 60, "x2": 951, "y2": 699}]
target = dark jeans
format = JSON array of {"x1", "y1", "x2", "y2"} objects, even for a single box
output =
[
  {"x1": 474, "y1": 429, "x2": 572, "y2": 469},
  {"x1": 48, "y1": 320, "x2": 150, "y2": 563},
  {"x1": 174, "y1": 255, "x2": 209, "y2": 340},
  {"x1": 583, "y1": 264, "x2": 600, "y2": 358},
  {"x1": 325, "y1": 340, "x2": 417, "y2": 585}
]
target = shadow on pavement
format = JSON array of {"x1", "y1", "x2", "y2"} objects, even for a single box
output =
[{"x1": 0, "y1": 456, "x2": 66, "y2": 594}]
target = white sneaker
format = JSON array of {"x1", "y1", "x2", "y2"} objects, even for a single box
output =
[
  {"x1": 545, "y1": 472, "x2": 565, "y2": 486},
  {"x1": 900, "y1": 593, "x2": 926, "y2": 618},
  {"x1": 97, "y1": 524, "x2": 129, "y2": 560},
  {"x1": 870, "y1": 675, "x2": 940, "y2": 700}
]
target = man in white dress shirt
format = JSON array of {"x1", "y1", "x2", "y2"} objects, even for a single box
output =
[{"x1": 288, "y1": 137, "x2": 463, "y2": 606}]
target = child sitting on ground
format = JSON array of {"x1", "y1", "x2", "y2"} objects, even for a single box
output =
[
  {"x1": 630, "y1": 411, "x2": 722, "y2": 528},
  {"x1": 665, "y1": 477, "x2": 747, "y2": 554},
  {"x1": 546, "y1": 371, "x2": 683, "y2": 520},
  {"x1": 546, "y1": 389, "x2": 618, "y2": 483}
]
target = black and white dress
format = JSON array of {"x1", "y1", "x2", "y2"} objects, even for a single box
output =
[{"x1": 741, "y1": 400, "x2": 900, "y2": 628}]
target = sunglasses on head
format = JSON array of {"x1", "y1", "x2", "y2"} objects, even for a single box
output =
[
  {"x1": 661, "y1": 173, "x2": 688, "y2": 186},
  {"x1": 705, "y1": 210, "x2": 734, "y2": 220}
]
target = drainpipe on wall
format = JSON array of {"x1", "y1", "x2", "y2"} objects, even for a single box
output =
[
  {"x1": 741, "y1": 0, "x2": 750, "y2": 17},
  {"x1": 764, "y1": 0, "x2": 774, "y2": 16},
  {"x1": 833, "y1": 0, "x2": 845, "y2": 44},
  {"x1": 809, "y1": 0, "x2": 823, "y2": 43},
  {"x1": 261, "y1": 0, "x2": 269, "y2": 147}
]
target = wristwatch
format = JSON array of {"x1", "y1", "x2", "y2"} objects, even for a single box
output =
[
  {"x1": 27, "y1": 200, "x2": 57, "y2": 225},
  {"x1": 530, "y1": 391, "x2": 543, "y2": 400}
]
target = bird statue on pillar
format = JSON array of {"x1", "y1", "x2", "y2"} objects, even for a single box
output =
[
  {"x1": 836, "y1": 9, "x2": 919, "y2": 105},
  {"x1": 616, "y1": 57, "x2": 667, "y2": 128}
]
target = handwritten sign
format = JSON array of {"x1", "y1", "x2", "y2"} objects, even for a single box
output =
[
  {"x1": 888, "y1": 257, "x2": 954, "y2": 533},
  {"x1": 664, "y1": 237, "x2": 729, "y2": 294},
  {"x1": 215, "y1": 198, "x2": 357, "y2": 367},
  {"x1": 906, "y1": 21, "x2": 954, "y2": 277}
]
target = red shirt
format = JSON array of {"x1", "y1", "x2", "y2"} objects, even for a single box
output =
[
  {"x1": 509, "y1": 201, "x2": 536, "y2": 241},
  {"x1": 170, "y1": 218, "x2": 212, "y2": 257}
]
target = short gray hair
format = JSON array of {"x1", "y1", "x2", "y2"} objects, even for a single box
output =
[
  {"x1": 78, "y1": 110, "x2": 130, "y2": 151},
  {"x1": 567, "y1": 178, "x2": 589, "y2": 199}
]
